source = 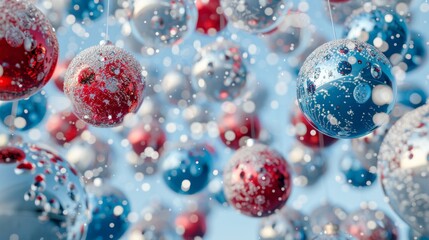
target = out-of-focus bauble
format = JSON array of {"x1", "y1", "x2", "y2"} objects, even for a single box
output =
[
  {"x1": 409, "y1": 229, "x2": 429, "y2": 240},
  {"x1": 258, "y1": 206, "x2": 311, "y2": 240},
  {"x1": 341, "y1": 207, "x2": 398, "y2": 240},
  {"x1": 397, "y1": 83, "x2": 428, "y2": 109},
  {"x1": 208, "y1": 172, "x2": 228, "y2": 207},
  {"x1": 162, "y1": 69, "x2": 194, "y2": 106},
  {"x1": 64, "y1": 44, "x2": 145, "y2": 127},
  {"x1": 297, "y1": 39, "x2": 396, "y2": 139},
  {"x1": 162, "y1": 144, "x2": 212, "y2": 195},
  {"x1": 68, "y1": 0, "x2": 105, "y2": 21},
  {"x1": 325, "y1": 0, "x2": 362, "y2": 24},
  {"x1": 52, "y1": 59, "x2": 71, "y2": 92},
  {"x1": 196, "y1": 0, "x2": 227, "y2": 35},
  {"x1": 310, "y1": 203, "x2": 348, "y2": 235},
  {"x1": 36, "y1": 0, "x2": 69, "y2": 29},
  {"x1": 344, "y1": 6, "x2": 409, "y2": 62},
  {"x1": 291, "y1": 109, "x2": 338, "y2": 148},
  {"x1": 86, "y1": 183, "x2": 131, "y2": 240},
  {"x1": 192, "y1": 40, "x2": 248, "y2": 101},
  {"x1": 313, "y1": 224, "x2": 357, "y2": 240},
  {"x1": 175, "y1": 211, "x2": 207, "y2": 240},
  {"x1": 400, "y1": 31, "x2": 426, "y2": 72},
  {"x1": 218, "y1": 108, "x2": 261, "y2": 149},
  {"x1": 378, "y1": 104, "x2": 429, "y2": 236},
  {"x1": 220, "y1": 0, "x2": 289, "y2": 33},
  {"x1": 288, "y1": 143, "x2": 327, "y2": 187},
  {"x1": 66, "y1": 137, "x2": 112, "y2": 183},
  {"x1": 142, "y1": 65, "x2": 163, "y2": 96},
  {"x1": 46, "y1": 110, "x2": 88, "y2": 145},
  {"x1": 340, "y1": 151, "x2": 377, "y2": 187},
  {"x1": 0, "y1": 91, "x2": 47, "y2": 131},
  {"x1": 0, "y1": 0, "x2": 59, "y2": 100},
  {"x1": 223, "y1": 143, "x2": 292, "y2": 217},
  {"x1": 0, "y1": 143, "x2": 90, "y2": 239},
  {"x1": 130, "y1": 0, "x2": 197, "y2": 48}
]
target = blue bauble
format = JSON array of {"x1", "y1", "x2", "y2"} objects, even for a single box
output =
[
  {"x1": 162, "y1": 144, "x2": 212, "y2": 195},
  {"x1": 0, "y1": 91, "x2": 47, "y2": 131},
  {"x1": 68, "y1": 0, "x2": 104, "y2": 21},
  {"x1": 297, "y1": 39, "x2": 396, "y2": 139},
  {"x1": 340, "y1": 152, "x2": 377, "y2": 187},
  {"x1": 402, "y1": 31, "x2": 426, "y2": 72},
  {"x1": 208, "y1": 173, "x2": 228, "y2": 207},
  {"x1": 344, "y1": 6, "x2": 409, "y2": 62},
  {"x1": 397, "y1": 83, "x2": 428, "y2": 109},
  {"x1": 86, "y1": 183, "x2": 131, "y2": 240}
]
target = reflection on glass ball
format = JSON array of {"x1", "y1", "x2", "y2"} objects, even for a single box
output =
[
  {"x1": 86, "y1": 183, "x2": 131, "y2": 240},
  {"x1": 310, "y1": 203, "x2": 348, "y2": 235},
  {"x1": 130, "y1": 0, "x2": 197, "y2": 48},
  {"x1": 0, "y1": 143, "x2": 90, "y2": 239},
  {"x1": 378, "y1": 104, "x2": 429, "y2": 236},
  {"x1": 220, "y1": 0, "x2": 289, "y2": 33},
  {"x1": 192, "y1": 40, "x2": 248, "y2": 101},
  {"x1": 297, "y1": 39, "x2": 396, "y2": 139},
  {"x1": 344, "y1": 6, "x2": 409, "y2": 62}
]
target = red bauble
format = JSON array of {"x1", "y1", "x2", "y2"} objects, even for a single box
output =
[
  {"x1": 52, "y1": 59, "x2": 71, "y2": 92},
  {"x1": 292, "y1": 110, "x2": 338, "y2": 148},
  {"x1": 218, "y1": 110, "x2": 261, "y2": 150},
  {"x1": 0, "y1": 0, "x2": 59, "y2": 100},
  {"x1": 223, "y1": 144, "x2": 292, "y2": 217},
  {"x1": 46, "y1": 110, "x2": 87, "y2": 145},
  {"x1": 127, "y1": 120, "x2": 166, "y2": 156},
  {"x1": 196, "y1": 0, "x2": 227, "y2": 35},
  {"x1": 175, "y1": 211, "x2": 207, "y2": 240},
  {"x1": 64, "y1": 44, "x2": 145, "y2": 127}
]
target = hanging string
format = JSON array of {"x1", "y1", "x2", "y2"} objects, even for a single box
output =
[
  {"x1": 9, "y1": 101, "x2": 18, "y2": 136},
  {"x1": 327, "y1": 0, "x2": 338, "y2": 40},
  {"x1": 105, "y1": 0, "x2": 111, "y2": 42}
]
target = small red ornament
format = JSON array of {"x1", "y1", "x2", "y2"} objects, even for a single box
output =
[
  {"x1": 218, "y1": 109, "x2": 261, "y2": 150},
  {"x1": 52, "y1": 59, "x2": 71, "y2": 92},
  {"x1": 223, "y1": 143, "x2": 292, "y2": 217},
  {"x1": 46, "y1": 110, "x2": 87, "y2": 145},
  {"x1": 64, "y1": 44, "x2": 145, "y2": 127},
  {"x1": 0, "y1": 0, "x2": 59, "y2": 100},
  {"x1": 127, "y1": 120, "x2": 166, "y2": 157},
  {"x1": 291, "y1": 109, "x2": 338, "y2": 148},
  {"x1": 196, "y1": 0, "x2": 227, "y2": 35},
  {"x1": 175, "y1": 211, "x2": 207, "y2": 240}
]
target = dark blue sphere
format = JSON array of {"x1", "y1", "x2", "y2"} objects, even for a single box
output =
[
  {"x1": 397, "y1": 83, "x2": 428, "y2": 109},
  {"x1": 86, "y1": 183, "x2": 131, "y2": 240},
  {"x1": 68, "y1": 0, "x2": 105, "y2": 21},
  {"x1": 344, "y1": 7, "x2": 409, "y2": 62},
  {"x1": 0, "y1": 91, "x2": 47, "y2": 131},
  {"x1": 162, "y1": 144, "x2": 212, "y2": 195},
  {"x1": 403, "y1": 31, "x2": 426, "y2": 72},
  {"x1": 340, "y1": 152, "x2": 377, "y2": 188}
]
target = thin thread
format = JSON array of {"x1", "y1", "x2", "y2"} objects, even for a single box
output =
[
  {"x1": 327, "y1": 0, "x2": 337, "y2": 40},
  {"x1": 9, "y1": 101, "x2": 18, "y2": 136},
  {"x1": 105, "y1": 0, "x2": 111, "y2": 41}
]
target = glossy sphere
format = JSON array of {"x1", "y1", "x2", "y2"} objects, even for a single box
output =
[
  {"x1": 397, "y1": 83, "x2": 428, "y2": 109},
  {"x1": 64, "y1": 44, "x2": 145, "y2": 127},
  {"x1": 86, "y1": 183, "x2": 131, "y2": 240},
  {"x1": 378, "y1": 104, "x2": 429, "y2": 236},
  {"x1": 130, "y1": 0, "x2": 197, "y2": 48},
  {"x1": 297, "y1": 39, "x2": 396, "y2": 139},
  {"x1": 259, "y1": 207, "x2": 311, "y2": 240},
  {"x1": 291, "y1": 109, "x2": 338, "y2": 148},
  {"x1": 162, "y1": 70, "x2": 194, "y2": 106},
  {"x1": 401, "y1": 31, "x2": 426, "y2": 72},
  {"x1": 342, "y1": 207, "x2": 398, "y2": 240},
  {"x1": 66, "y1": 138, "x2": 112, "y2": 183},
  {"x1": 0, "y1": 91, "x2": 47, "y2": 131},
  {"x1": 128, "y1": 120, "x2": 166, "y2": 157},
  {"x1": 68, "y1": 0, "x2": 105, "y2": 21},
  {"x1": 0, "y1": 0, "x2": 59, "y2": 100},
  {"x1": 162, "y1": 144, "x2": 212, "y2": 195},
  {"x1": 218, "y1": 109, "x2": 261, "y2": 149},
  {"x1": 288, "y1": 143, "x2": 327, "y2": 187},
  {"x1": 192, "y1": 40, "x2": 248, "y2": 101},
  {"x1": 196, "y1": 0, "x2": 227, "y2": 35},
  {"x1": 175, "y1": 211, "x2": 207, "y2": 240},
  {"x1": 220, "y1": 0, "x2": 289, "y2": 33},
  {"x1": 344, "y1": 7, "x2": 409, "y2": 62},
  {"x1": 310, "y1": 203, "x2": 348, "y2": 235},
  {"x1": 0, "y1": 143, "x2": 89, "y2": 239},
  {"x1": 52, "y1": 59, "x2": 71, "y2": 92},
  {"x1": 46, "y1": 110, "x2": 88, "y2": 145},
  {"x1": 223, "y1": 144, "x2": 292, "y2": 217},
  {"x1": 340, "y1": 151, "x2": 377, "y2": 187}
]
